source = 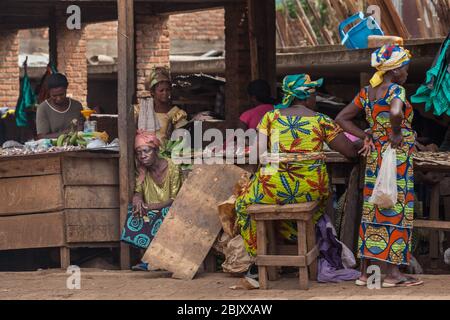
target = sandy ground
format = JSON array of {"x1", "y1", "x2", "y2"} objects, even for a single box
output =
[{"x1": 0, "y1": 270, "x2": 449, "y2": 300}]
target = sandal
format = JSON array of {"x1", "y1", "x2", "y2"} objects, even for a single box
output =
[
  {"x1": 131, "y1": 262, "x2": 149, "y2": 271},
  {"x1": 355, "y1": 278, "x2": 367, "y2": 286},
  {"x1": 382, "y1": 276, "x2": 424, "y2": 288}
]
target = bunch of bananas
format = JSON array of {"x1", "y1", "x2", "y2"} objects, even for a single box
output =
[{"x1": 54, "y1": 132, "x2": 88, "y2": 147}]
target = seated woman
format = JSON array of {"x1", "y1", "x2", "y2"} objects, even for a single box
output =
[
  {"x1": 235, "y1": 74, "x2": 358, "y2": 277},
  {"x1": 123, "y1": 130, "x2": 183, "y2": 271},
  {"x1": 137, "y1": 67, "x2": 188, "y2": 144},
  {"x1": 238, "y1": 79, "x2": 275, "y2": 131}
]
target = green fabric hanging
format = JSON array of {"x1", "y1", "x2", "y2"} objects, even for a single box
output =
[
  {"x1": 15, "y1": 71, "x2": 36, "y2": 127},
  {"x1": 411, "y1": 36, "x2": 450, "y2": 117}
]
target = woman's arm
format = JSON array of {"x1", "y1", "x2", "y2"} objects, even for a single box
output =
[
  {"x1": 335, "y1": 102, "x2": 367, "y2": 140},
  {"x1": 389, "y1": 98, "x2": 404, "y2": 148},
  {"x1": 328, "y1": 133, "x2": 358, "y2": 158}
]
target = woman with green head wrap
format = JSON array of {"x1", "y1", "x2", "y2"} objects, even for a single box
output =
[{"x1": 235, "y1": 74, "x2": 357, "y2": 278}]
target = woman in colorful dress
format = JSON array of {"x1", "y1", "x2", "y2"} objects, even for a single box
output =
[
  {"x1": 235, "y1": 74, "x2": 358, "y2": 262},
  {"x1": 336, "y1": 45, "x2": 423, "y2": 287}
]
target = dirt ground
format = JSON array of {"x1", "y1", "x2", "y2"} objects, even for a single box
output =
[{"x1": 0, "y1": 269, "x2": 449, "y2": 300}]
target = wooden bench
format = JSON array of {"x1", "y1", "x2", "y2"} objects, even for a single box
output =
[{"x1": 247, "y1": 201, "x2": 319, "y2": 290}]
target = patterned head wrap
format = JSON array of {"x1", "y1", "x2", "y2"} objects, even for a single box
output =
[
  {"x1": 370, "y1": 44, "x2": 412, "y2": 87},
  {"x1": 275, "y1": 74, "x2": 323, "y2": 109},
  {"x1": 135, "y1": 130, "x2": 161, "y2": 185},
  {"x1": 145, "y1": 66, "x2": 171, "y2": 91}
]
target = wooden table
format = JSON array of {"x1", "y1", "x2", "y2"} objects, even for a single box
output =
[
  {"x1": 0, "y1": 150, "x2": 120, "y2": 268},
  {"x1": 413, "y1": 152, "x2": 450, "y2": 266}
]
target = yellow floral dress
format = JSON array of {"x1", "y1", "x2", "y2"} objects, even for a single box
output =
[{"x1": 235, "y1": 110, "x2": 342, "y2": 256}]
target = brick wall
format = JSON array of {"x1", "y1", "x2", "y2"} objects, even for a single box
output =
[
  {"x1": 0, "y1": 30, "x2": 20, "y2": 107},
  {"x1": 168, "y1": 9, "x2": 224, "y2": 41},
  {"x1": 85, "y1": 21, "x2": 118, "y2": 40},
  {"x1": 135, "y1": 14, "x2": 170, "y2": 99},
  {"x1": 55, "y1": 12, "x2": 88, "y2": 106}
]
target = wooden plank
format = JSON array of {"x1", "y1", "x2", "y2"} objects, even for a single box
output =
[
  {"x1": 0, "y1": 212, "x2": 65, "y2": 250},
  {"x1": 65, "y1": 209, "x2": 120, "y2": 243},
  {"x1": 0, "y1": 156, "x2": 61, "y2": 179},
  {"x1": 256, "y1": 255, "x2": 305, "y2": 267},
  {"x1": 414, "y1": 219, "x2": 450, "y2": 230},
  {"x1": 142, "y1": 164, "x2": 247, "y2": 280},
  {"x1": 248, "y1": 201, "x2": 319, "y2": 214},
  {"x1": 117, "y1": 0, "x2": 135, "y2": 270},
  {"x1": 65, "y1": 186, "x2": 119, "y2": 209},
  {"x1": 62, "y1": 156, "x2": 119, "y2": 185},
  {"x1": 0, "y1": 175, "x2": 64, "y2": 216},
  {"x1": 252, "y1": 211, "x2": 315, "y2": 221}
]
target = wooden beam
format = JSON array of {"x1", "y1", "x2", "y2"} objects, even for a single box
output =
[
  {"x1": 247, "y1": 0, "x2": 276, "y2": 95},
  {"x1": 49, "y1": 6, "x2": 58, "y2": 68},
  {"x1": 117, "y1": 0, "x2": 135, "y2": 270}
]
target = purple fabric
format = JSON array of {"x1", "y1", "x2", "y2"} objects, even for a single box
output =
[{"x1": 316, "y1": 215, "x2": 361, "y2": 283}]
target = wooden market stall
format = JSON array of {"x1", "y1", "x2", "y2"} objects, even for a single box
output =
[
  {"x1": 0, "y1": 0, "x2": 449, "y2": 274},
  {"x1": 0, "y1": 151, "x2": 119, "y2": 269},
  {"x1": 0, "y1": 0, "x2": 277, "y2": 270}
]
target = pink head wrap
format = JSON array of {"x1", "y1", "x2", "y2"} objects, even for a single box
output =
[
  {"x1": 135, "y1": 130, "x2": 161, "y2": 185},
  {"x1": 135, "y1": 130, "x2": 161, "y2": 150}
]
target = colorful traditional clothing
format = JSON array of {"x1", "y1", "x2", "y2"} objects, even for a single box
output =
[
  {"x1": 354, "y1": 83, "x2": 415, "y2": 265},
  {"x1": 235, "y1": 110, "x2": 342, "y2": 256},
  {"x1": 370, "y1": 45, "x2": 411, "y2": 87}
]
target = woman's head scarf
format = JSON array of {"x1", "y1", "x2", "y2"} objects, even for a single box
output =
[
  {"x1": 145, "y1": 66, "x2": 171, "y2": 91},
  {"x1": 275, "y1": 74, "x2": 323, "y2": 109},
  {"x1": 370, "y1": 44, "x2": 412, "y2": 87},
  {"x1": 135, "y1": 130, "x2": 161, "y2": 185}
]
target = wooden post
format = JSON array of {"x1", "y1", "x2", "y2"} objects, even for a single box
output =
[
  {"x1": 340, "y1": 164, "x2": 363, "y2": 252},
  {"x1": 48, "y1": 7, "x2": 57, "y2": 67},
  {"x1": 224, "y1": 2, "x2": 251, "y2": 128},
  {"x1": 60, "y1": 247, "x2": 70, "y2": 269},
  {"x1": 297, "y1": 220, "x2": 309, "y2": 290},
  {"x1": 247, "y1": 0, "x2": 277, "y2": 98},
  {"x1": 256, "y1": 220, "x2": 268, "y2": 289},
  {"x1": 117, "y1": 0, "x2": 135, "y2": 270}
]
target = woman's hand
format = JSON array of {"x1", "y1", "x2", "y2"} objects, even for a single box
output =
[
  {"x1": 358, "y1": 134, "x2": 375, "y2": 157},
  {"x1": 132, "y1": 193, "x2": 146, "y2": 218},
  {"x1": 389, "y1": 132, "x2": 403, "y2": 148}
]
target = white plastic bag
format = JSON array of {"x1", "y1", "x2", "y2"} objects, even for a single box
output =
[{"x1": 369, "y1": 145, "x2": 398, "y2": 208}]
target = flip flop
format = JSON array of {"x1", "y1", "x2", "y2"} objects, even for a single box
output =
[
  {"x1": 355, "y1": 279, "x2": 367, "y2": 286},
  {"x1": 382, "y1": 276, "x2": 424, "y2": 288},
  {"x1": 131, "y1": 262, "x2": 149, "y2": 271}
]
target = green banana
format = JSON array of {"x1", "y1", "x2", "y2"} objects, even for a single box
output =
[
  {"x1": 77, "y1": 139, "x2": 87, "y2": 146},
  {"x1": 56, "y1": 134, "x2": 66, "y2": 147},
  {"x1": 69, "y1": 133, "x2": 78, "y2": 145}
]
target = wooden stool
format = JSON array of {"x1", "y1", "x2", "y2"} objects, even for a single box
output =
[{"x1": 248, "y1": 201, "x2": 319, "y2": 290}]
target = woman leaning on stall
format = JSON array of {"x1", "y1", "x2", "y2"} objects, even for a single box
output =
[
  {"x1": 236, "y1": 74, "x2": 357, "y2": 261},
  {"x1": 336, "y1": 45, "x2": 423, "y2": 287}
]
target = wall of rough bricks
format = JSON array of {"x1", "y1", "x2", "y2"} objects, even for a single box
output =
[
  {"x1": 54, "y1": 12, "x2": 88, "y2": 106},
  {"x1": 135, "y1": 14, "x2": 170, "y2": 100},
  {"x1": 168, "y1": 9, "x2": 224, "y2": 41},
  {"x1": 0, "y1": 30, "x2": 20, "y2": 107}
]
